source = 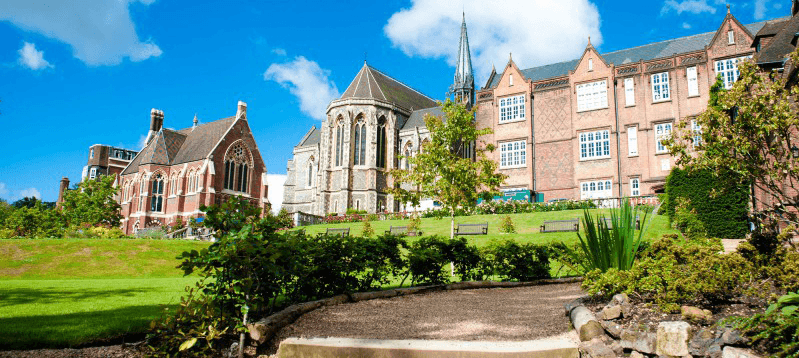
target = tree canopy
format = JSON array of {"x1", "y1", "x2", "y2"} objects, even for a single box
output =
[
  {"x1": 61, "y1": 175, "x2": 122, "y2": 227},
  {"x1": 390, "y1": 99, "x2": 506, "y2": 238}
]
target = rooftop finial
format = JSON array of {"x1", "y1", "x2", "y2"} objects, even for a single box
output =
[
  {"x1": 193, "y1": 113, "x2": 198, "y2": 128},
  {"x1": 588, "y1": 35, "x2": 592, "y2": 46},
  {"x1": 727, "y1": 4, "x2": 730, "y2": 14}
]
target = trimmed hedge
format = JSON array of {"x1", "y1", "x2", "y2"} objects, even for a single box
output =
[{"x1": 665, "y1": 167, "x2": 748, "y2": 239}]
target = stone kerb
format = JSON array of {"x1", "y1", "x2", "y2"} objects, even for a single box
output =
[{"x1": 247, "y1": 277, "x2": 583, "y2": 347}]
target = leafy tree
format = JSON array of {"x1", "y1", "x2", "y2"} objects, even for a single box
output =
[
  {"x1": 390, "y1": 99, "x2": 506, "y2": 238},
  {"x1": 13, "y1": 196, "x2": 40, "y2": 209},
  {"x1": 60, "y1": 175, "x2": 122, "y2": 227},
  {"x1": 666, "y1": 48, "x2": 799, "y2": 229}
]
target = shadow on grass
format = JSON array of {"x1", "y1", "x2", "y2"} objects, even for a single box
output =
[
  {"x1": 0, "y1": 287, "x2": 150, "y2": 307},
  {"x1": 0, "y1": 304, "x2": 176, "y2": 350}
]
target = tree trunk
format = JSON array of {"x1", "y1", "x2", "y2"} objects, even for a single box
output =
[{"x1": 450, "y1": 210, "x2": 455, "y2": 277}]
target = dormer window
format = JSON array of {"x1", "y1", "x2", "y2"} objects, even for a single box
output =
[{"x1": 728, "y1": 30, "x2": 734, "y2": 44}]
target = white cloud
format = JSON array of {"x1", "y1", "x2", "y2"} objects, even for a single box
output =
[
  {"x1": 383, "y1": 0, "x2": 602, "y2": 86},
  {"x1": 266, "y1": 174, "x2": 287, "y2": 214},
  {"x1": 271, "y1": 48, "x2": 287, "y2": 56},
  {"x1": 754, "y1": 0, "x2": 769, "y2": 19},
  {"x1": 137, "y1": 134, "x2": 148, "y2": 150},
  {"x1": 18, "y1": 188, "x2": 41, "y2": 199},
  {"x1": 0, "y1": 183, "x2": 8, "y2": 199},
  {"x1": 264, "y1": 56, "x2": 340, "y2": 121},
  {"x1": 682, "y1": 22, "x2": 692, "y2": 29},
  {"x1": 661, "y1": 0, "x2": 717, "y2": 15},
  {"x1": 0, "y1": 0, "x2": 162, "y2": 66},
  {"x1": 18, "y1": 42, "x2": 53, "y2": 70}
]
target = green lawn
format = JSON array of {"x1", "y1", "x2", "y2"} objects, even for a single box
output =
[
  {"x1": 296, "y1": 209, "x2": 677, "y2": 247},
  {"x1": 0, "y1": 239, "x2": 210, "y2": 350}
]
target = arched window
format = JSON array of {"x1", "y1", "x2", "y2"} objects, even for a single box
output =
[
  {"x1": 188, "y1": 170, "x2": 196, "y2": 193},
  {"x1": 224, "y1": 141, "x2": 253, "y2": 194},
  {"x1": 403, "y1": 143, "x2": 412, "y2": 170},
  {"x1": 353, "y1": 118, "x2": 366, "y2": 165},
  {"x1": 150, "y1": 173, "x2": 164, "y2": 212},
  {"x1": 169, "y1": 174, "x2": 176, "y2": 196},
  {"x1": 194, "y1": 172, "x2": 202, "y2": 193},
  {"x1": 307, "y1": 157, "x2": 314, "y2": 187},
  {"x1": 376, "y1": 117, "x2": 387, "y2": 168},
  {"x1": 335, "y1": 118, "x2": 344, "y2": 167}
]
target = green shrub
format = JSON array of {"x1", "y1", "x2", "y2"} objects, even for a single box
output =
[
  {"x1": 671, "y1": 197, "x2": 706, "y2": 239},
  {"x1": 345, "y1": 208, "x2": 367, "y2": 215},
  {"x1": 361, "y1": 219, "x2": 374, "y2": 237},
  {"x1": 583, "y1": 235, "x2": 758, "y2": 312},
  {"x1": 499, "y1": 215, "x2": 516, "y2": 233},
  {"x1": 405, "y1": 236, "x2": 481, "y2": 285},
  {"x1": 481, "y1": 239, "x2": 550, "y2": 281},
  {"x1": 407, "y1": 216, "x2": 422, "y2": 232},
  {"x1": 736, "y1": 292, "x2": 799, "y2": 357},
  {"x1": 737, "y1": 227, "x2": 799, "y2": 293},
  {"x1": 665, "y1": 167, "x2": 748, "y2": 238}
]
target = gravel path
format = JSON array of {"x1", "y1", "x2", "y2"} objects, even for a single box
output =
[{"x1": 267, "y1": 282, "x2": 584, "y2": 354}]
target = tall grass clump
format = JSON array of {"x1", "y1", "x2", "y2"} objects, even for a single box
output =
[{"x1": 563, "y1": 199, "x2": 650, "y2": 274}]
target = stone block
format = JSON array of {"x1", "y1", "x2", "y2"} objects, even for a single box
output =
[
  {"x1": 600, "y1": 305, "x2": 622, "y2": 320},
  {"x1": 600, "y1": 320, "x2": 622, "y2": 339},
  {"x1": 579, "y1": 338, "x2": 616, "y2": 358},
  {"x1": 681, "y1": 305, "x2": 713, "y2": 324},
  {"x1": 620, "y1": 329, "x2": 657, "y2": 354},
  {"x1": 722, "y1": 346, "x2": 761, "y2": 358},
  {"x1": 656, "y1": 321, "x2": 691, "y2": 357}
]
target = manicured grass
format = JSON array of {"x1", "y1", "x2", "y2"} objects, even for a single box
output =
[
  {"x1": 295, "y1": 209, "x2": 677, "y2": 247},
  {"x1": 0, "y1": 239, "x2": 210, "y2": 350}
]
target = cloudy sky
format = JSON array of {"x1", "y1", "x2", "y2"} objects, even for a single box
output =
[{"x1": 0, "y1": 0, "x2": 787, "y2": 202}]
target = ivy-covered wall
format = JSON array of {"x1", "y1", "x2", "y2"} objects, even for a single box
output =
[{"x1": 665, "y1": 168, "x2": 749, "y2": 239}]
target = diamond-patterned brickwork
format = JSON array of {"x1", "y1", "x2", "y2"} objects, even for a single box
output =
[{"x1": 537, "y1": 92, "x2": 571, "y2": 142}]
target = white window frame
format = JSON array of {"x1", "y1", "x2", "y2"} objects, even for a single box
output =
[
  {"x1": 89, "y1": 167, "x2": 97, "y2": 179},
  {"x1": 627, "y1": 126, "x2": 638, "y2": 157},
  {"x1": 630, "y1": 178, "x2": 640, "y2": 196},
  {"x1": 651, "y1": 72, "x2": 670, "y2": 102},
  {"x1": 691, "y1": 119, "x2": 702, "y2": 148},
  {"x1": 715, "y1": 56, "x2": 752, "y2": 89},
  {"x1": 686, "y1": 66, "x2": 699, "y2": 97},
  {"x1": 498, "y1": 94, "x2": 525, "y2": 123},
  {"x1": 576, "y1": 80, "x2": 608, "y2": 112},
  {"x1": 499, "y1": 140, "x2": 526, "y2": 169},
  {"x1": 580, "y1": 179, "x2": 613, "y2": 200},
  {"x1": 655, "y1": 122, "x2": 673, "y2": 154},
  {"x1": 579, "y1": 129, "x2": 611, "y2": 160},
  {"x1": 624, "y1": 78, "x2": 635, "y2": 106},
  {"x1": 588, "y1": 58, "x2": 593, "y2": 71},
  {"x1": 728, "y1": 30, "x2": 734, "y2": 44}
]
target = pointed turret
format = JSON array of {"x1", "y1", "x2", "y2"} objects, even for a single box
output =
[{"x1": 449, "y1": 12, "x2": 475, "y2": 108}]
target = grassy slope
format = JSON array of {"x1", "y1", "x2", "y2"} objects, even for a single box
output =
[
  {"x1": 0, "y1": 239, "x2": 210, "y2": 350},
  {"x1": 296, "y1": 209, "x2": 676, "y2": 247}
]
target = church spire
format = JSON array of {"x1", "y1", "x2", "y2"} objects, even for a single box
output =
[{"x1": 449, "y1": 12, "x2": 475, "y2": 108}]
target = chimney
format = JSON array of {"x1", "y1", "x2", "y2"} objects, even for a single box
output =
[
  {"x1": 793, "y1": 0, "x2": 799, "y2": 16},
  {"x1": 56, "y1": 177, "x2": 70, "y2": 206},
  {"x1": 145, "y1": 108, "x2": 164, "y2": 145},
  {"x1": 237, "y1": 101, "x2": 247, "y2": 120}
]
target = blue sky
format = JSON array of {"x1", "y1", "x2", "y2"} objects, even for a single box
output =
[{"x1": 0, "y1": 0, "x2": 788, "y2": 203}]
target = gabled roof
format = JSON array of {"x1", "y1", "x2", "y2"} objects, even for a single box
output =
[
  {"x1": 121, "y1": 116, "x2": 236, "y2": 175},
  {"x1": 756, "y1": 15, "x2": 799, "y2": 64},
  {"x1": 340, "y1": 63, "x2": 438, "y2": 111},
  {"x1": 297, "y1": 126, "x2": 320, "y2": 147},
  {"x1": 486, "y1": 19, "x2": 779, "y2": 88},
  {"x1": 402, "y1": 106, "x2": 444, "y2": 130}
]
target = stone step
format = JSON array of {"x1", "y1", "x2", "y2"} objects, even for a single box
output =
[{"x1": 276, "y1": 332, "x2": 579, "y2": 358}]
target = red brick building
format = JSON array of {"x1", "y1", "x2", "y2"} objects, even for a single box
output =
[
  {"x1": 82, "y1": 145, "x2": 137, "y2": 181},
  {"x1": 476, "y1": 8, "x2": 783, "y2": 202},
  {"x1": 117, "y1": 101, "x2": 269, "y2": 235}
]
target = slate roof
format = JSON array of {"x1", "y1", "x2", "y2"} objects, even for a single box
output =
[
  {"x1": 487, "y1": 19, "x2": 779, "y2": 88},
  {"x1": 756, "y1": 15, "x2": 799, "y2": 64},
  {"x1": 340, "y1": 64, "x2": 438, "y2": 111},
  {"x1": 402, "y1": 106, "x2": 444, "y2": 129},
  {"x1": 297, "y1": 126, "x2": 320, "y2": 147},
  {"x1": 122, "y1": 116, "x2": 236, "y2": 175}
]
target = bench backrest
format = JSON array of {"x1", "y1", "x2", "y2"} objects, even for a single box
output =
[
  {"x1": 541, "y1": 219, "x2": 579, "y2": 232},
  {"x1": 325, "y1": 228, "x2": 350, "y2": 236},
  {"x1": 389, "y1": 226, "x2": 408, "y2": 234}
]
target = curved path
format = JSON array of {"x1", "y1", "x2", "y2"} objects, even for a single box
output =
[{"x1": 267, "y1": 282, "x2": 583, "y2": 355}]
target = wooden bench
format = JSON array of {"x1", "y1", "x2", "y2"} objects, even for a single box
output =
[
  {"x1": 540, "y1": 219, "x2": 580, "y2": 233},
  {"x1": 385, "y1": 226, "x2": 423, "y2": 237},
  {"x1": 318, "y1": 228, "x2": 350, "y2": 237},
  {"x1": 454, "y1": 222, "x2": 488, "y2": 236},
  {"x1": 601, "y1": 215, "x2": 641, "y2": 230}
]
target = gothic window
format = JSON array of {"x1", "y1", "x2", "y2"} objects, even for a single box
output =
[
  {"x1": 150, "y1": 173, "x2": 164, "y2": 212},
  {"x1": 307, "y1": 158, "x2": 314, "y2": 187},
  {"x1": 169, "y1": 174, "x2": 176, "y2": 196},
  {"x1": 224, "y1": 141, "x2": 253, "y2": 194},
  {"x1": 188, "y1": 170, "x2": 195, "y2": 193},
  {"x1": 402, "y1": 142, "x2": 413, "y2": 170},
  {"x1": 376, "y1": 117, "x2": 387, "y2": 168},
  {"x1": 335, "y1": 118, "x2": 344, "y2": 167},
  {"x1": 353, "y1": 118, "x2": 366, "y2": 166}
]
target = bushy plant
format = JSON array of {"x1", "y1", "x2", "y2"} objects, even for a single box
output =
[
  {"x1": 407, "y1": 215, "x2": 422, "y2": 232},
  {"x1": 361, "y1": 218, "x2": 374, "y2": 237},
  {"x1": 61, "y1": 175, "x2": 122, "y2": 228},
  {"x1": 583, "y1": 235, "x2": 758, "y2": 312},
  {"x1": 480, "y1": 239, "x2": 550, "y2": 281},
  {"x1": 737, "y1": 226, "x2": 799, "y2": 293},
  {"x1": 405, "y1": 236, "x2": 480, "y2": 285},
  {"x1": 345, "y1": 208, "x2": 368, "y2": 215},
  {"x1": 3, "y1": 202, "x2": 64, "y2": 238},
  {"x1": 671, "y1": 197, "x2": 706, "y2": 239},
  {"x1": 736, "y1": 292, "x2": 799, "y2": 357},
  {"x1": 499, "y1": 215, "x2": 516, "y2": 234}
]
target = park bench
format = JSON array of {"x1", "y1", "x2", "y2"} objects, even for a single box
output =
[
  {"x1": 454, "y1": 222, "x2": 488, "y2": 236},
  {"x1": 318, "y1": 227, "x2": 350, "y2": 237},
  {"x1": 385, "y1": 226, "x2": 423, "y2": 237},
  {"x1": 600, "y1": 215, "x2": 641, "y2": 230},
  {"x1": 540, "y1": 219, "x2": 579, "y2": 233}
]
